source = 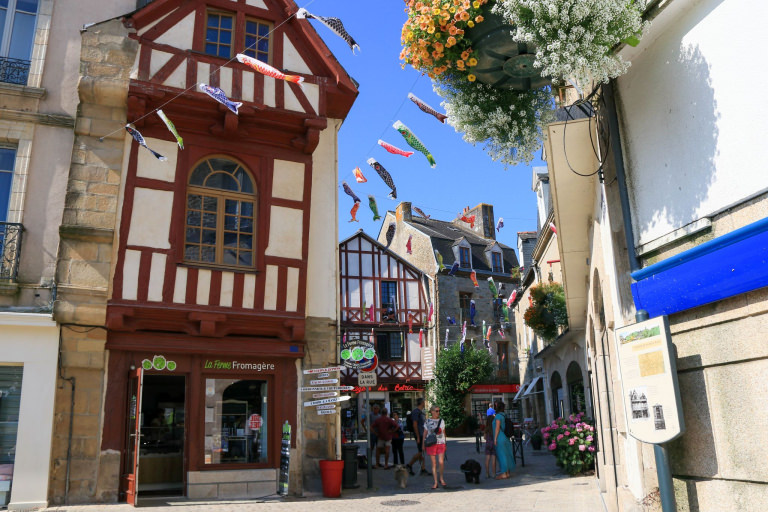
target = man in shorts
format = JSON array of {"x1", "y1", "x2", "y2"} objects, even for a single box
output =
[
  {"x1": 405, "y1": 398, "x2": 430, "y2": 476},
  {"x1": 372, "y1": 408, "x2": 398, "y2": 469}
]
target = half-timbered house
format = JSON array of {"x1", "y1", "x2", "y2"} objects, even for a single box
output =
[
  {"x1": 51, "y1": 0, "x2": 357, "y2": 504},
  {"x1": 338, "y1": 230, "x2": 432, "y2": 438}
]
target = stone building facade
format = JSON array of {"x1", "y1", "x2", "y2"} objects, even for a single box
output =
[{"x1": 50, "y1": 0, "x2": 357, "y2": 505}]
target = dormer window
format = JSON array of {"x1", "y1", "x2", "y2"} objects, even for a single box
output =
[
  {"x1": 492, "y1": 252, "x2": 503, "y2": 272},
  {"x1": 459, "y1": 246, "x2": 471, "y2": 268},
  {"x1": 204, "y1": 11, "x2": 272, "y2": 63}
]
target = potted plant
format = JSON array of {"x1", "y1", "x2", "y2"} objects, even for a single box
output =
[
  {"x1": 523, "y1": 282, "x2": 568, "y2": 341},
  {"x1": 530, "y1": 431, "x2": 543, "y2": 450},
  {"x1": 541, "y1": 413, "x2": 597, "y2": 476}
]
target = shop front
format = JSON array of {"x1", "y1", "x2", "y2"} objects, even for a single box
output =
[
  {"x1": 103, "y1": 333, "x2": 302, "y2": 504},
  {"x1": 344, "y1": 383, "x2": 425, "y2": 439},
  {"x1": 469, "y1": 384, "x2": 522, "y2": 425}
]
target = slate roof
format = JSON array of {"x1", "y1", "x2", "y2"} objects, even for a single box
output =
[{"x1": 407, "y1": 216, "x2": 519, "y2": 274}]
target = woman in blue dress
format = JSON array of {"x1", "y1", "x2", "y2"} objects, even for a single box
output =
[{"x1": 493, "y1": 400, "x2": 515, "y2": 479}]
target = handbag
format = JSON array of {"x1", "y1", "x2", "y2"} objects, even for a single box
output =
[{"x1": 424, "y1": 419, "x2": 441, "y2": 447}]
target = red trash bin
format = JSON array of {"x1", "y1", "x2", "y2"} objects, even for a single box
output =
[{"x1": 319, "y1": 460, "x2": 344, "y2": 498}]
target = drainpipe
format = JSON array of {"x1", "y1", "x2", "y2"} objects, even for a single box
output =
[{"x1": 57, "y1": 329, "x2": 76, "y2": 505}]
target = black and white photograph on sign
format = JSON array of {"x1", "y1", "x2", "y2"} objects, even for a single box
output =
[
  {"x1": 629, "y1": 387, "x2": 650, "y2": 420},
  {"x1": 653, "y1": 404, "x2": 666, "y2": 430}
]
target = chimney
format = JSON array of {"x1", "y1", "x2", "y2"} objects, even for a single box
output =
[
  {"x1": 396, "y1": 202, "x2": 412, "y2": 223},
  {"x1": 454, "y1": 203, "x2": 495, "y2": 240}
]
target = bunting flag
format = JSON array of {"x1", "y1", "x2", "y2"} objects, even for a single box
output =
[
  {"x1": 408, "y1": 93, "x2": 447, "y2": 123},
  {"x1": 502, "y1": 304, "x2": 510, "y2": 323},
  {"x1": 125, "y1": 125, "x2": 167, "y2": 161},
  {"x1": 353, "y1": 166, "x2": 368, "y2": 183},
  {"x1": 469, "y1": 300, "x2": 476, "y2": 327},
  {"x1": 550, "y1": 222, "x2": 558, "y2": 234},
  {"x1": 461, "y1": 338, "x2": 465, "y2": 354},
  {"x1": 385, "y1": 222, "x2": 396, "y2": 247},
  {"x1": 418, "y1": 328, "x2": 424, "y2": 347},
  {"x1": 236, "y1": 53, "x2": 304, "y2": 89},
  {"x1": 446, "y1": 315, "x2": 456, "y2": 325},
  {"x1": 349, "y1": 202, "x2": 360, "y2": 222},
  {"x1": 486, "y1": 324, "x2": 492, "y2": 341},
  {"x1": 296, "y1": 8, "x2": 360, "y2": 53},
  {"x1": 445, "y1": 328, "x2": 449, "y2": 349},
  {"x1": 342, "y1": 181, "x2": 361, "y2": 204},
  {"x1": 461, "y1": 321, "x2": 467, "y2": 343},
  {"x1": 368, "y1": 195, "x2": 381, "y2": 221},
  {"x1": 367, "y1": 158, "x2": 397, "y2": 199},
  {"x1": 413, "y1": 206, "x2": 431, "y2": 220},
  {"x1": 507, "y1": 290, "x2": 517, "y2": 308},
  {"x1": 378, "y1": 140, "x2": 414, "y2": 157},
  {"x1": 427, "y1": 302, "x2": 434, "y2": 322},
  {"x1": 199, "y1": 83, "x2": 242, "y2": 114},
  {"x1": 482, "y1": 320, "x2": 487, "y2": 339},
  {"x1": 448, "y1": 261, "x2": 459, "y2": 276},
  {"x1": 496, "y1": 217, "x2": 504, "y2": 232},
  {"x1": 435, "y1": 250, "x2": 445, "y2": 271},
  {"x1": 406, "y1": 234, "x2": 413, "y2": 254},
  {"x1": 487, "y1": 277, "x2": 498, "y2": 298},
  {"x1": 408, "y1": 314, "x2": 414, "y2": 334},
  {"x1": 470, "y1": 270, "x2": 479, "y2": 288},
  {"x1": 459, "y1": 214, "x2": 476, "y2": 228},
  {"x1": 498, "y1": 329, "x2": 505, "y2": 339},
  {"x1": 369, "y1": 304, "x2": 375, "y2": 321},
  {"x1": 157, "y1": 110, "x2": 183, "y2": 149},
  {"x1": 393, "y1": 120, "x2": 436, "y2": 168}
]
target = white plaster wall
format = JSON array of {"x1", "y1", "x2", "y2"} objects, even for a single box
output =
[
  {"x1": 272, "y1": 160, "x2": 305, "y2": 201},
  {"x1": 283, "y1": 34, "x2": 312, "y2": 75},
  {"x1": 0, "y1": 314, "x2": 58, "y2": 509},
  {"x1": 617, "y1": 0, "x2": 768, "y2": 245},
  {"x1": 264, "y1": 206, "x2": 303, "y2": 259},
  {"x1": 136, "y1": 138, "x2": 178, "y2": 182},
  {"x1": 155, "y1": 12, "x2": 194, "y2": 49},
  {"x1": 126, "y1": 188, "x2": 174, "y2": 249},
  {"x1": 306, "y1": 120, "x2": 341, "y2": 320}
]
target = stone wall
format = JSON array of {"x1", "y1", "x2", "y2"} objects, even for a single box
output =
[{"x1": 50, "y1": 19, "x2": 137, "y2": 504}]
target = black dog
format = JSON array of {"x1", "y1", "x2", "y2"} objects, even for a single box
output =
[{"x1": 460, "y1": 458, "x2": 482, "y2": 484}]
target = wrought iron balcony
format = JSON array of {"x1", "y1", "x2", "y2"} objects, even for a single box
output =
[
  {"x1": 0, "y1": 223, "x2": 23, "y2": 281},
  {"x1": 0, "y1": 57, "x2": 30, "y2": 86}
]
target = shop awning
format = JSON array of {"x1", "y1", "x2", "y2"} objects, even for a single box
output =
[
  {"x1": 512, "y1": 384, "x2": 527, "y2": 402},
  {"x1": 522, "y1": 376, "x2": 542, "y2": 398}
]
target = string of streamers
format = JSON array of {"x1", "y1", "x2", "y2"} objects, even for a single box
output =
[
  {"x1": 236, "y1": 53, "x2": 304, "y2": 89},
  {"x1": 353, "y1": 167, "x2": 367, "y2": 183},
  {"x1": 199, "y1": 84, "x2": 242, "y2": 114},
  {"x1": 342, "y1": 181, "x2": 361, "y2": 204},
  {"x1": 157, "y1": 110, "x2": 183, "y2": 149},
  {"x1": 368, "y1": 195, "x2": 381, "y2": 221},
  {"x1": 97, "y1": 0, "x2": 318, "y2": 141},
  {"x1": 367, "y1": 158, "x2": 397, "y2": 199},
  {"x1": 296, "y1": 8, "x2": 360, "y2": 53},
  {"x1": 349, "y1": 202, "x2": 360, "y2": 222}
]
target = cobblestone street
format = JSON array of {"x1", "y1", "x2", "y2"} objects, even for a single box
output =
[{"x1": 44, "y1": 437, "x2": 603, "y2": 512}]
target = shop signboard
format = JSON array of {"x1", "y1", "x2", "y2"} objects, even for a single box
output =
[
  {"x1": 309, "y1": 378, "x2": 338, "y2": 385},
  {"x1": 614, "y1": 316, "x2": 685, "y2": 443},
  {"x1": 340, "y1": 339, "x2": 376, "y2": 370},
  {"x1": 303, "y1": 396, "x2": 351, "y2": 407},
  {"x1": 303, "y1": 366, "x2": 344, "y2": 374}
]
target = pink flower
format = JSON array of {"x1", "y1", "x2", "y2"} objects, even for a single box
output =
[
  {"x1": 548, "y1": 443, "x2": 557, "y2": 451},
  {"x1": 557, "y1": 434, "x2": 564, "y2": 441},
  {"x1": 568, "y1": 438, "x2": 576, "y2": 445},
  {"x1": 543, "y1": 433, "x2": 550, "y2": 439},
  {"x1": 579, "y1": 444, "x2": 586, "y2": 452},
  {"x1": 565, "y1": 431, "x2": 570, "y2": 436},
  {"x1": 588, "y1": 446, "x2": 595, "y2": 452},
  {"x1": 586, "y1": 435, "x2": 593, "y2": 442}
]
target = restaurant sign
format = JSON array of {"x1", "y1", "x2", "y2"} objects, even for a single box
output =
[{"x1": 341, "y1": 339, "x2": 376, "y2": 370}]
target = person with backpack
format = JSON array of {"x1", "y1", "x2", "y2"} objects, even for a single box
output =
[
  {"x1": 493, "y1": 400, "x2": 515, "y2": 479},
  {"x1": 405, "y1": 398, "x2": 430, "y2": 476},
  {"x1": 391, "y1": 411, "x2": 406, "y2": 465}
]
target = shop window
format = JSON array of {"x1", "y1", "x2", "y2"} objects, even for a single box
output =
[
  {"x1": 491, "y1": 252, "x2": 503, "y2": 272},
  {"x1": 459, "y1": 246, "x2": 471, "y2": 268},
  {"x1": 0, "y1": 365, "x2": 22, "y2": 507},
  {"x1": 0, "y1": 0, "x2": 38, "y2": 85},
  {"x1": 204, "y1": 378, "x2": 268, "y2": 465},
  {"x1": 185, "y1": 157, "x2": 256, "y2": 268},
  {"x1": 243, "y1": 18, "x2": 271, "y2": 63},
  {"x1": 380, "y1": 280, "x2": 397, "y2": 322},
  {"x1": 376, "y1": 331, "x2": 403, "y2": 361},
  {"x1": 205, "y1": 11, "x2": 234, "y2": 58}
]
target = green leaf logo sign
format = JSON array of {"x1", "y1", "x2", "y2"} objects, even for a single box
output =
[{"x1": 139, "y1": 355, "x2": 177, "y2": 372}]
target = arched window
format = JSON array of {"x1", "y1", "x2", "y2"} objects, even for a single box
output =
[
  {"x1": 567, "y1": 361, "x2": 585, "y2": 415},
  {"x1": 185, "y1": 157, "x2": 256, "y2": 267}
]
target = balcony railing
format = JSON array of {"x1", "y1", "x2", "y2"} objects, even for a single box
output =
[
  {"x1": 0, "y1": 223, "x2": 23, "y2": 281},
  {"x1": 0, "y1": 57, "x2": 30, "y2": 86}
]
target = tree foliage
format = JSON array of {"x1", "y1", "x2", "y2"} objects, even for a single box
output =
[{"x1": 427, "y1": 342, "x2": 493, "y2": 429}]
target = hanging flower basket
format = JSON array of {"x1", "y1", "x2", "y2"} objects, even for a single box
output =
[
  {"x1": 523, "y1": 282, "x2": 568, "y2": 341},
  {"x1": 465, "y1": 5, "x2": 550, "y2": 90}
]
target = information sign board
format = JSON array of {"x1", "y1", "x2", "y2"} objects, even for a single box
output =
[{"x1": 358, "y1": 372, "x2": 377, "y2": 387}]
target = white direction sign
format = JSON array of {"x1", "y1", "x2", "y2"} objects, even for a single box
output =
[
  {"x1": 317, "y1": 409, "x2": 337, "y2": 415},
  {"x1": 303, "y1": 366, "x2": 343, "y2": 374},
  {"x1": 317, "y1": 373, "x2": 330, "y2": 378},
  {"x1": 313, "y1": 392, "x2": 338, "y2": 398},
  {"x1": 309, "y1": 378, "x2": 338, "y2": 385},
  {"x1": 316, "y1": 404, "x2": 337, "y2": 410},
  {"x1": 358, "y1": 372, "x2": 377, "y2": 387},
  {"x1": 299, "y1": 386, "x2": 354, "y2": 392},
  {"x1": 303, "y1": 396, "x2": 351, "y2": 407}
]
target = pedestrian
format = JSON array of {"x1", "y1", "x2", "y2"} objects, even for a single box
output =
[
  {"x1": 493, "y1": 400, "x2": 515, "y2": 479},
  {"x1": 367, "y1": 403, "x2": 381, "y2": 453},
  {"x1": 391, "y1": 411, "x2": 406, "y2": 465},
  {"x1": 372, "y1": 408, "x2": 398, "y2": 469},
  {"x1": 405, "y1": 398, "x2": 430, "y2": 476},
  {"x1": 423, "y1": 405, "x2": 447, "y2": 489},
  {"x1": 484, "y1": 409, "x2": 497, "y2": 478}
]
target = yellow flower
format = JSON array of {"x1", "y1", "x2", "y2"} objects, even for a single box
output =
[
  {"x1": 472, "y1": 0, "x2": 480, "y2": 8},
  {"x1": 468, "y1": 57, "x2": 478, "y2": 66},
  {"x1": 468, "y1": 74, "x2": 476, "y2": 81},
  {"x1": 427, "y1": 26, "x2": 435, "y2": 33},
  {"x1": 450, "y1": 6, "x2": 456, "y2": 13},
  {"x1": 467, "y1": 20, "x2": 475, "y2": 27},
  {"x1": 433, "y1": 8, "x2": 441, "y2": 15}
]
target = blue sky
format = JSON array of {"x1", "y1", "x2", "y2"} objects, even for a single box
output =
[{"x1": 305, "y1": 1, "x2": 542, "y2": 251}]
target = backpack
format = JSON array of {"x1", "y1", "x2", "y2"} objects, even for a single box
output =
[
  {"x1": 405, "y1": 411, "x2": 414, "y2": 432},
  {"x1": 502, "y1": 413, "x2": 515, "y2": 438}
]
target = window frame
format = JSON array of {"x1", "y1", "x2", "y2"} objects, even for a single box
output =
[
  {"x1": 459, "y1": 246, "x2": 471, "y2": 268},
  {"x1": 376, "y1": 331, "x2": 404, "y2": 362},
  {"x1": 203, "y1": 9, "x2": 273, "y2": 64},
  {"x1": 491, "y1": 251, "x2": 503, "y2": 273},
  {"x1": 0, "y1": 146, "x2": 16, "y2": 223},
  {"x1": 204, "y1": 10, "x2": 235, "y2": 59},
  {"x1": 183, "y1": 156, "x2": 258, "y2": 271},
  {"x1": 459, "y1": 292, "x2": 472, "y2": 325},
  {"x1": 380, "y1": 280, "x2": 398, "y2": 323},
  {"x1": 0, "y1": 0, "x2": 38, "y2": 59},
  {"x1": 243, "y1": 17, "x2": 273, "y2": 63}
]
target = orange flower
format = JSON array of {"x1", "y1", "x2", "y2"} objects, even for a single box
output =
[
  {"x1": 475, "y1": 15, "x2": 484, "y2": 22},
  {"x1": 461, "y1": 50, "x2": 470, "y2": 60},
  {"x1": 468, "y1": 74, "x2": 476, "y2": 81},
  {"x1": 449, "y1": 25, "x2": 458, "y2": 35},
  {"x1": 446, "y1": 36, "x2": 457, "y2": 47}
]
